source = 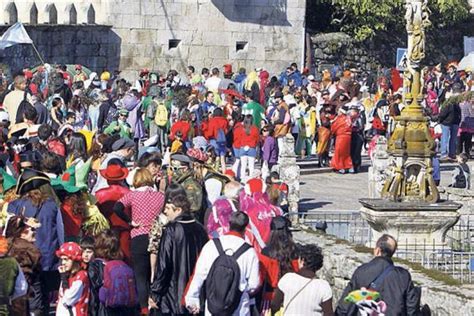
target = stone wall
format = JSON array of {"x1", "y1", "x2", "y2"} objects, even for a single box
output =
[
  {"x1": 294, "y1": 230, "x2": 474, "y2": 315},
  {"x1": 0, "y1": 25, "x2": 121, "y2": 76},
  {"x1": 106, "y1": 0, "x2": 306, "y2": 80},
  {"x1": 309, "y1": 25, "x2": 474, "y2": 73},
  {"x1": 2, "y1": 0, "x2": 306, "y2": 81}
]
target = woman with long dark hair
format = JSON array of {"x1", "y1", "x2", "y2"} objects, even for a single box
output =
[
  {"x1": 67, "y1": 132, "x2": 88, "y2": 169},
  {"x1": 235, "y1": 114, "x2": 259, "y2": 180},
  {"x1": 259, "y1": 216, "x2": 297, "y2": 314}
]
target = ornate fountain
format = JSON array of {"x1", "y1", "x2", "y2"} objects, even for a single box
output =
[{"x1": 360, "y1": 0, "x2": 461, "y2": 247}]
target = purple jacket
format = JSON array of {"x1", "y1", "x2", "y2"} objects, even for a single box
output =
[{"x1": 262, "y1": 136, "x2": 278, "y2": 164}]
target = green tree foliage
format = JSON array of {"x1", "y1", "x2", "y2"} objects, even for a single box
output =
[{"x1": 306, "y1": 0, "x2": 472, "y2": 41}]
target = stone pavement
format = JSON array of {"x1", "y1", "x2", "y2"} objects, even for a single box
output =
[{"x1": 299, "y1": 156, "x2": 474, "y2": 212}]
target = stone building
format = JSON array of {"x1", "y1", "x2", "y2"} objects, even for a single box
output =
[{"x1": 1, "y1": 0, "x2": 306, "y2": 79}]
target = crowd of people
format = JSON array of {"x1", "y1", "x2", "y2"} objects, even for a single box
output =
[{"x1": 0, "y1": 59, "x2": 471, "y2": 315}]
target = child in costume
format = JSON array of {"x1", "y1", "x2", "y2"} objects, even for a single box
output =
[{"x1": 56, "y1": 242, "x2": 90, "y2": 316}]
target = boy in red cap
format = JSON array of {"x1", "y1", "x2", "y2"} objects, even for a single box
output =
[{"x1": 56, "y1": 242, "x2": 90, "y2": 316}]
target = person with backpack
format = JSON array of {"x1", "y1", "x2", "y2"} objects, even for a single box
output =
[
  {"x1": 335, "y1": 234, "x2": 420, "y2": 315},
  {"x1": 206, "y1": 107, "x2": 229, "y2": 173},
  {"x1": 149, "y1": 193, "x2": 208, "y2": 315},
  {"x1": 449, "y1": 153, "x2": 471, "y2": 189},
  {"x1": 153, "y1": 99, "x2": 169, "y2": 153},
  {"x1": 184, "y1": 211, "x2": 260, "y2": 316},
  {"x1": 88, "y1": 230, "x2": 139, "y2": 316}
]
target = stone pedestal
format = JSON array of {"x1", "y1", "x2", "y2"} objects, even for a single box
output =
[
  {"x1": 275, "y1": 134, "x2": 300, "y2": 224},
  {"x1": 368, "y1": 136, "x2": 389, "y2": 198},
  {"x1": 359, "y1": 198, "x2": 462, "y2": 248}
]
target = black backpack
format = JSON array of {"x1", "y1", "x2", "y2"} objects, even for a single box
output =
[{"x1": 205, "y1": 238, "x2": 251, "y2": 316}]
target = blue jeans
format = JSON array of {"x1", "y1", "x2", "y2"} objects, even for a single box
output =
[
  {"x1": 440, "y1": 124, "x2": 459, "y2": 158},
  {"x1": 240, "y1": 147, "x2": 257, "y2": 157}
]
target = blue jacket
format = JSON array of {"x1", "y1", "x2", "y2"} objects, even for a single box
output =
[{"x1": 8, "y1": 197, "x2": 65, "y2": 271}]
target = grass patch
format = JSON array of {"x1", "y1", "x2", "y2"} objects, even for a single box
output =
[
  {"x1": 352, "y1": 245, "x2": 373, "y2": 254},
  {"x1": 393, "y1": 257, "x2": 461, "y2": 286}
]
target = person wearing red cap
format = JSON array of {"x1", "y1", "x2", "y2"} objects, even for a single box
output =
[
  {"x1": 56, "y1": 242, "x2": 90, "y2": 316},
  {"x1": 95, "y1": 163, "x2": 132, "y2": 262},
  {"x1": 73, "y1": 65, "x2": 87, "y2": 83}
]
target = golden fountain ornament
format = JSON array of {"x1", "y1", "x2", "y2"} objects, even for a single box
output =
[
  {"x1": 359, "y1": 0, "x2": 461, "y2": 248},
  {"x1": 381, "y1": 0, "x2": 439, "y2": 203}
]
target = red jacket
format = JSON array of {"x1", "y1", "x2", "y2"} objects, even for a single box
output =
[
  {"x1": 61, "y1": 201, "x2": 83, "y2": 238},
  {"x1": 232, "y1": 122, "x2": 244, "y2": 148},
  {"x1": 205, "y1": 116, "x2": 228, "y2": 140},
  {"x1": 170, "y1": 121, "x2": 191, "y2": 141},
  {"x1": 236, "y1": 125, "x2": 260, "y2": 148},
  {"x1": 95, "y1": 184, "x2": 130, "y2": 230}
]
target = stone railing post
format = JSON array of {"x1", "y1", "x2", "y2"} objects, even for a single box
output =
[{"x1": 275, "y1": 134, "x2": 300, "y2": 224}]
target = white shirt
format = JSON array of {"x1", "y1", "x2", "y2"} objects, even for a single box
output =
[
  {"x1": 185, "y1": 234, "x2": 260, "y2": 316},
  {"x1": 205, "y1": 76, "x2": 222, "y2": 92},
  {"x1": 278, "y1": 272, "x2": 332, "y2": 316}
]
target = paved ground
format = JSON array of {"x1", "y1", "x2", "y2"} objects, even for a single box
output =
[{"x1": 299, "y1": 157, "x2": 474, "y2": 212}]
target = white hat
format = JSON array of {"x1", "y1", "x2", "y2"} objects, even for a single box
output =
[
  {"x1": 308, "y1": 75, "x2": 315, "y2": 81},
  {"x1": 0, "y1": 111, "x2": 9, "y2": 122}
]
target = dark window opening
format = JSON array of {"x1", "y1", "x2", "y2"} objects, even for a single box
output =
[
  {"x1": 236, "y1": 41, "x2": 248, "y2": 52},
  {"x1": 168, "y1": 39, "x2": 181, "y2": 50}
]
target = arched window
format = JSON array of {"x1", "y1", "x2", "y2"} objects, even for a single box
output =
[
  {"x1": 30, "y1": 3, "x2": 38, "y2": 25},
  {"x1": 67, "y1": 4, "x2": 77, "y2": 24},
  {"x1": 46, "y1": 4, "x2": 57, "y2": 24},
  {"x1": 87, "y1": 4, "x2": 95, "y2": 24},
  {"x1": 6, "y1": 2, "x2": 18, "y2": 25}
]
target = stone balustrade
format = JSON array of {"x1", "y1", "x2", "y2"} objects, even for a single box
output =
[{"x1": 294, "y1": 230, "x2": 474, "y2": 315}]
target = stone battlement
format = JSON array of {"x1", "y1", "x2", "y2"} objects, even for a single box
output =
[{"x1": 2, "y1": 0, "x2": 307, "y2": 79}]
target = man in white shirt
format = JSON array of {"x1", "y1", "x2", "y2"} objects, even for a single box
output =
[
  {"x1": 3, "y1": 75, "x2": 33, "y2": 123},
  {"x1": 205, "y1": 67, "x2": 222, "y2": 92},
  {"x1": 185, "y1": 211, "x2": 260, "y2": 316}
]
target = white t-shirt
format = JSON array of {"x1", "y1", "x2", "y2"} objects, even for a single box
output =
[{"x1": 278, "y1": 273, "x2": 332, "y2": 316}]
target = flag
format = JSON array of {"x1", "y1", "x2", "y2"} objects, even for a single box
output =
[{"x1": 0, "y1": 22, "x2": 33, "y2": 50}]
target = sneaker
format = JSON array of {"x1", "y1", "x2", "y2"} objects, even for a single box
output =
[
  {"x1": 338, "y1": 169, "x2": 346, "y2": 174},
  {"x1": 349, "y1": 168, "x2": 355, "y2": 174}
]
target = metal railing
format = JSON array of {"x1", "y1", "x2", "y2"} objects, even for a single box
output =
[{"x1": 298, "y1": 210, "x2": 474, "y2": 283}]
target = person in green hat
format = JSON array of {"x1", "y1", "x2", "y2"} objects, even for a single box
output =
[
  {"x1": 51, "y1": 168, "x2": 85, "y2": 242},
  {"x1": 103, "y1": 109, "x2": 132, "y2": 139},
  {"x1": 0, "y1": 168, "x2": 17, "y2": 228},
  {"x1": 0, "y1": 168, "x2": 16, "y2": 199}
]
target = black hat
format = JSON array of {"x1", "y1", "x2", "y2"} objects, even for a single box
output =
[
  {"x1": 16, "y1": 168, "x2": 50, "y2": 195},
  {"x1": 274, "y1": 91, "x2": 284, "y2": 99}
]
